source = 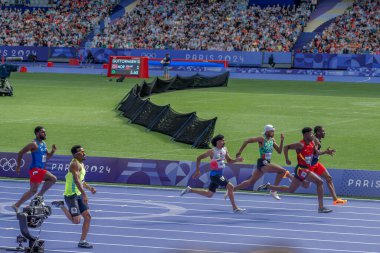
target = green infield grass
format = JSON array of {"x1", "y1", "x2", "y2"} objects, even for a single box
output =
[{"x1": 0, "y1": 72, "x2": 379, "y2": 170}]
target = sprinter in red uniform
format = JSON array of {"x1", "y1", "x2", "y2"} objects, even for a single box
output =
[
  {"x1": 257, "y1": 127, "x2": 333, "y2": 213},
  {"x1": 311, "y1": 126, "x2": 347, "y2": 205}
]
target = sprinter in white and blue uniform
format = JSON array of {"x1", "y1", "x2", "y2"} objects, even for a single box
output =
[
  {"x1": 11, "y1": 126, "x2": 57, "y2": 213},
  {"x1": 180, "y1": 134, "x2": 246, "y2": 213}
]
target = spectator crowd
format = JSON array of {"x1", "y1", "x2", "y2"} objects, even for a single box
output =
[
  {"x1": 0, "y1": 0, "x2": 378, "y2": 54},
  {"x1": 92, "y1": 0, "x2": 312, "y2": 52},
  {"x1": 0, "y1": 0, "x2": 115, "y2": 47},
  {"x1": 305, "y1": 0, "x2": 379, "y2": 54}
]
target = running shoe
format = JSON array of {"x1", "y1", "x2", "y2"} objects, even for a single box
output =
[
  {"x1": 78, "y1": 241, "x2": 93, "y2": 249},
  {"x1": 257, "y1": 182, "x2": 270, "y2": 191},
  {"x1": 283, "y1": 170, "x2": 291, "y2": 178},
  {"x1": 333, "y1": 199, "x2": 347, "y2": 205},
  {"x1": 51, "y1": 201, "x2": 64, "y2": 208},
  {"x1": 270, "y1": 190, "x2": 281, "y2": 200},
  {"x1": 10, "y1": 204, "x2": 19, "y2": 214},
  {"x1": 233, "y1": 207, "x2": 246, "y2": 213},
  {"x1": 318, "y1": 207, "x2": 333, "y2": 213},
  {"x1": 224, "y1": 192, "x2": 228, "y2": 200},
  {"x1": 180, "y1": 186, "x2": 191, "y2": 196}
]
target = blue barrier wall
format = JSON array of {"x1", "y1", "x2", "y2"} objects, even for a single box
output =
[
  {"x1": 1, "y1": 46, "x2": 379, "y2": 69},
  {"x1": 1, "y1": 152, "x2": 379, "y2": 198}
]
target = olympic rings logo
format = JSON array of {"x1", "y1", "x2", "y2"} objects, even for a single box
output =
[{"x1": 0, "y1": 158, "x2": 25, "y2": 172}]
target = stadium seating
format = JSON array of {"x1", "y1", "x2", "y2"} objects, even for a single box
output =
[{"x1": 305, "y1": 0, "x2": 379, "y2": 54}]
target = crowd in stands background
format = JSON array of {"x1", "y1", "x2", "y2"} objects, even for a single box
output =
[
  {"x1": 303, "y1": 0, "x2": 379, "y2": 54},
  {"x1": 0, "y1": 0, "x2": 117, "y2": 47},
  {"x1": 92, "y1": 0, "x2": 312, "y2": 52},
  {"x1": 0, "y1": 0, "x2": 378, "y2": 54}
]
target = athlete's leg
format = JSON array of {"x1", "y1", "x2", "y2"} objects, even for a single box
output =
[
  {"x1": 319, "y1": 170, "x2": 338, "y2": 200},
  {"x1": 260, "y1": 163, "x2": 286, "y2": 186},
  {"x1": 14, "y1": 182, "x2": 39, "y2": 209},
  {"x1": 234, "y1": 169, "x2": 263, "y2": 191},
  {"x1": 80, "y1": 210, "x2": 91, "y2": 241},
  {"x1": 37, "y1": 171, "x2": 57, "y2": 196},
  {"x1": 226, "y1": 182, "x2": 239, "y2": 210},
  {"x1": 265, "y1": 177, "x2": 302, "y2": 193},
  {"x1": 188, "y1": 188, "x2": 214, "y2": 198},
  {"x1": 305, "y1": 172, "x2": 324, "y2": 209},
  {"x1": 287, "y1": 172, "x2": 310, "y2": 188}
]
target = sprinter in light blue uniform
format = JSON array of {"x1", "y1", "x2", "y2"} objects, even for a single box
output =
[
  {"x1": 12, "y1": 126, "x2": 57, "y2": 213},
  {"x1": 180, "y1": 134, "x2": 246, "y2": 213}
]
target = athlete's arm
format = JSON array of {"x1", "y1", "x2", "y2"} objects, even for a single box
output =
[
  {"x1": 284, "y1": 142, "x2": 303, "y2": 165},
  {"x1": 193, "y1": 149, "x2": 213, "y2": 179},
  {"x1": 225, "y1": 149, "x2": 244, "y2": 163},
  {"x1": 273, "y1": 133, "x2": 284, "y2": 154},
  {"x1": 316, "y1": 146, "x2": 336, "y2": 156},
  {"x1": 70, "y1": 162, "x2": 88, "y2": 204},
  {"x1": 47, "y1": 144, "x2": 57, "y2": 160},
  {"x1": 236, "y1": 137, "x2": 262, "y2": 157},
  {"x1": 83, "y1": 182, "x2": 96, "y2": 194},
  {"x1": 15, "y1": 142, "x2": 37, "y2": 174}
]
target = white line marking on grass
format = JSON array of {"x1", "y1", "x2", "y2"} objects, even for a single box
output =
[{"x1": 357, "y1": 77, "x2": 371, "y2": 83}]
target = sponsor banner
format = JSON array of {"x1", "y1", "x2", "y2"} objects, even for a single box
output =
[
  {"x1": 235, "y1": 67, "x2": 380, "y2": 77},
  {"x1": 0, "y1": 152, "x2": 378, "y2": 197},
  {"x1": 0, "y1": 46, "x2": 49, "y2": 61},
  {"x1": 1, "y1": 46, "x2": 379, "y2": 70},
  {"x1": 294, "y1": 53, "x2": 380, "y2": 70}
]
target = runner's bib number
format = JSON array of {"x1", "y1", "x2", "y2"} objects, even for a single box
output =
[{"x1": 305, "y1": 156, "x2": 312, "y2": 165}]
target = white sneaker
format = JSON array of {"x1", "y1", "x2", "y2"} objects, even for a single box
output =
[
  {"x1": 180, "y1": 186, "x2": 191, "y2": 196},
  {"x1": 233, "y1": 207, "x2": 246, "y2": 213},
  {"x1": 11, "y1": 204, "x2": 19, "y2": 214},
  {"x1": 270, "y1": 190, "x2": 281, "y2": 200},
  {"x1": 224, "y1": 192, "x2": 228, "y2": 200}
]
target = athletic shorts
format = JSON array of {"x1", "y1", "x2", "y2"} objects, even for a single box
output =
[
  {"x1": 208, "y1": 174, "x2": 229, "y2": 193},
  {"x1": 294, "y1": 165, "x2": 310, "y2": 182},
  {"x1": 257, "y1": 158, "x2": 270, "y2": 171},
  {"x1": 29, "y1": 168, "x2": 47, "y2": 183},
  {"x1": 309, "y1": 162, "x2": 326, "y2": 176},
  {"x1": 163, "y1": 66, "x2": 169, "y2": 75},
  {"x1": 64, "y1": 194, "x2": 89, "y2": 217}
]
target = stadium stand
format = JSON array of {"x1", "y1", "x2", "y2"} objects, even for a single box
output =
[
  {"x1": 91, "y1": 0, "x2": 312, "y2": 52},
  {"x1": 305, "y1": 0, "x2": 379, "y2": 54},
  {"x1": 0, "y1": 0, "x2": 117, "y2": 47}
]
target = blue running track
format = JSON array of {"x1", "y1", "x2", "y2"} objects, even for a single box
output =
[{"x1": 0, "y1": 179, "x2": 379, "y2": 253}]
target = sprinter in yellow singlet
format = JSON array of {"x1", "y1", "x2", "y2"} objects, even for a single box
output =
[{"x1": 51, "y1": 145, "x2": 96, "y2": 249}]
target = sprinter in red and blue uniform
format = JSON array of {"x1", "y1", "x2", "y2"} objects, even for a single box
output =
[
  {"x1": 11, "y1": 126, "x2": 57, "y2": 213},
  {"x1": 257, "y1": 127, "x2": 333, "y2": 213}
]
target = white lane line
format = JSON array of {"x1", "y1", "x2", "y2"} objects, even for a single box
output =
[
  {"x1": 0, "y1": 231, "x2": 377, "y2": 253},
  {"x1": 0, "y1": 236, "x2": 237, "y2": 253},
  {"x1": 1, "y1": 187, "x2": 379, "y2": 212},
  {"x1": 4, "y1": 207, "x2": 380, "y2": 231},
  {"x1": 1, "y1": 196, "x2": 379, "y2": 222},
  {"x1": 3, "y1": 217, "x2": 380, "y2": 240},
  {"x1": 1, "y1": 182, "x2": 379, "y2": 205}
]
